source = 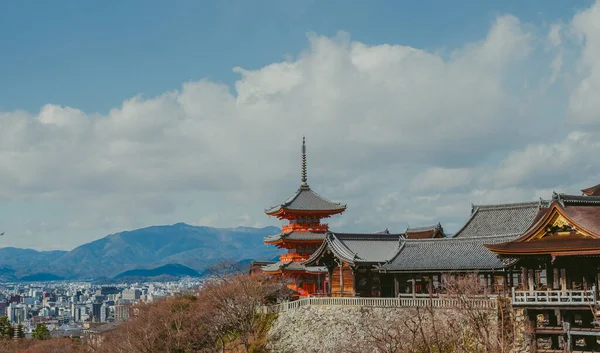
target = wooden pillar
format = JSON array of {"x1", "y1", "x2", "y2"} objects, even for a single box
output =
[
  {"x1": 522, "y1": 267, "x2": 528, "y2": 290},
  {"x1": 428, "y1": 276, "x2": 433, "y2": 296},
  {"x1": 560, "y1": 268, "x2": 567, "y2": 292},
  {"x1": 411, "y1": 276, "x2": 416, "y2": 298},
  {"x1": 528, "y1": 269, "x2": 535, "y2": 291},
  {"x1": 526, "y1": 310, "x2": 538, "y2": 353},
  {"x1": 508, "y1": 269, "x2": 513, "y2": 288},
  {"x1": 339, "y1": 264, "x2": 344, "y2": 297},
  {"x1": 548, "y1": 310, "x2": 559, "y2": 349},
  {"x1": 483, "y1": 273, "x2": 489, "y2": 296},
  {"x1": 552, "y1": 268, "x2": 559, "y2": 290},
  {"x1": 393, "y1": 276, "x2": 400, "y2": 297},
  {"x1": 327, "y1": 268, "x2": 333, "y2": 296},
  {"x1": 351, "y1": 268, "x2": 357, "y2": 297}
]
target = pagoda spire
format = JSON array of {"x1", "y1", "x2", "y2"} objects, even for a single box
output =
[{"x1": 301, "y1": 137, "x2": 308, "y2": 187}]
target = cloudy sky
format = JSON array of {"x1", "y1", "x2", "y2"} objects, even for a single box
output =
[{"x1": 2, "y1": 0, "x2": 600, "y2": 250}]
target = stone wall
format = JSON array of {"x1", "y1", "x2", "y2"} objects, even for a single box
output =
[{"x1": 268, "y1": 304, "x2": 529, "y2": 353}]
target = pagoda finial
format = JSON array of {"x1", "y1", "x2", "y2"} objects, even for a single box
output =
[{"x1": 301, "y1": 137, "x2": 308, "y2": 187}]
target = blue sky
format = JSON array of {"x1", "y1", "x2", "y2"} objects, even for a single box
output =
[
  {"x1": 1, "y1": 0, "x2": 592, "y2": 113},
  {"x1": 1, "y1": 0, "x2": 600, "y2": 250}
]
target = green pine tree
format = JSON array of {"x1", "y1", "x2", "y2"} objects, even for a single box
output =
[
  {"x1": 31, "y1": 323, "x2": 51, "y2": 340},
  {"x1": 0, "y1": 316, "x2": 13, "y2": 339}
]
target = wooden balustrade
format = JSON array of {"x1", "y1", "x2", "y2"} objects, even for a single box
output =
[
  {"x1": 511, "y1": 286, "x2": 597, "y2": 306},
  {"x1": 259, "y1": 295, "x2": 497, "y2": 313}
]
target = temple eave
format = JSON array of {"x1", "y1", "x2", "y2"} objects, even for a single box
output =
[{"x1": 266, "y1": 208, "x2": 346, "y2": 219}]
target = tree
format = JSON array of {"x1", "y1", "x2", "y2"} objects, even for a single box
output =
[
  {"x1": 0, "y1": 316, "x2": 14, "y2": 339},
  {"x1": 32, "y1": 324, "x2": 51, "y2": 340}
]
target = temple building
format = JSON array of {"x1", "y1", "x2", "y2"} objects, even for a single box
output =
[
  {"x1": 404, "y1": 223, "x2": 445, "y2": 239},
  {"x1": 486, "y1": 192, "x2": 600, "y2": 351},
  {"x1": 261, "y1": 138, "x2": 346, "y2": 296},
  {"x1": 258, "y1": 140, "x2": 600, "y2": 351}
]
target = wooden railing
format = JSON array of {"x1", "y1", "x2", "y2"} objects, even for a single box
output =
[
  {"x1": 399, "y1": 297, "x2": 497, "y2": 310},
  {"x1": 511, "y1": 286, "x2": 597, "y2": 306},
  {"x1": 259, "y1": 295, "x2": 497, "y2": 313}
]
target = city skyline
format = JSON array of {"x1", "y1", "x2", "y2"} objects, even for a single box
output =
[{"x1": 2, "y1": 0, "x2": 600, "y2": 250}]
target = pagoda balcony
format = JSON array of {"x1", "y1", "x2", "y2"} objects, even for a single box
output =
[
  {"x1": 511, "y1": 286, "x2": 597, "y2": 306},
  {"x1": 279, "y1": 253, "x2": 310, "y2": 262},
  {"x1": 281, "y1": 223, "x2": 329, "y2": 233}
]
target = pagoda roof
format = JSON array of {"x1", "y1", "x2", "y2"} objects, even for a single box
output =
[
  {"x1": 486, "y1": 194, "x2": 600, "y2": 256},
  {"x1": 265, "y1": 185, "x2": 346, "y2": 216},
  {"x1": 265, "y1": 137, "x2": 346, "y2": 217},
  {"x1": 405, "y1": 223, "x2": 445, "y2": 239},
  {"x1": 582, "y1": 183, "x2": 600, "y2": 196},
  {"x1": 264, "y1": 231, "x2": 327, "y2": 244},
  {"x1": 304, "y1": 232, "x2": 403, "y2": 266},
  {"x1": 380, "y1": 235, "x2": 514, "y2": 273}
]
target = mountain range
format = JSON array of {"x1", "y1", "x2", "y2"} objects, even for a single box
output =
[{"x1": 0, "y1": 223, "x2": 281, "y2": 281}]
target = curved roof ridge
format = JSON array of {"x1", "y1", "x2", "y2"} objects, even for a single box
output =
[
  {"x1": 405, "y1": 233, "x2": 519, "y2": 243},
  {"x1": 307, "y1": 187, "x2": 346, "y2": 207},
  {"x1": 382, "y1": 240, "x2": 407, "y2": 265},
  {"x1": 328, "y1": 232, "x2": 405, "y2": 240},
  {"x1": 328, "y1": 233, "x2": 359, "y2": 262},
  {"x1": 265, "y1": 185, "x2": 346, "y2": 214},
  {"x1": 472, "y1": 201, "x2": 542, "y2": 210},
  {"x1": 556, "y1": 194, "x2": 600, "y2": 204}
]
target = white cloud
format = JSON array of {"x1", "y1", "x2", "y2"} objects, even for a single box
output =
[
  {"x1": 568, "y1": 1, "x2": 600, "y2": 124},
  {"x1": 4, "y1": 6, "x2": 600, "y2": 249},
  {"x1": 409, "y1": 168, "x2": 473, "y2": 193}
]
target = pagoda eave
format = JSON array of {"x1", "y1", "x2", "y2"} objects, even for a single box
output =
[
  {"x1": 263, "y1": 239, "x2": 325, "y2": 248},
  {"x1": 266, "y1": 208, "x2": 346, "y2": 220}
]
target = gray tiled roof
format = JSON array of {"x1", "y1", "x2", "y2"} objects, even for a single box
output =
[
  {"x1": 452, "y1": 202, "x2": 542, "y2": 238},
  {"x1": 380, "y1": 235, "x2": 514, "y2": 272},
  {"x1": 265, "y1": 186, "x2": 346, "y2": 214},
  {"x1": 261, "y1": 261, "x2": 325, "y2": 273},
  {"x1": 261, "y1": 261, "x2": 286, "y2": 272},
  {"x1": 305, "y1": 232, "x2": 402, "y2": 265},
  {"x1": 264, "y1": 231, "x2": 326, "y2": 242}
]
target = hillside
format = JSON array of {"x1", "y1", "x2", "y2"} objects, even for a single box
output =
[
  {"x1": 114, "y1": 263, "x2": 200, "y2": 281},
  {"x1": 0, "y1": 224, "x2": 282, "y2": 279}
]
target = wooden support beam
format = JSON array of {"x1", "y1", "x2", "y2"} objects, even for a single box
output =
[
  {"x1": 522, "y1": 267, "x2": 528, "y2": 291},
  {"x1": 528, "y1": 269, "x2": 535, "y2": 291},
  {"x1": 560, "y1": 268, "x2": 567, "y2": 292},
  {"x1": 394, "y1": 276, "x2": 399, "y2": 297},
  {"x1": 339, "y1": 264, "x2": 344, "y2": 297},
  {"x1": 553, "y1": 268, "x2": 559, "y2": 290}
]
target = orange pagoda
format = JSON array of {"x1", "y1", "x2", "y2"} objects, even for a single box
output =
[{"x1": 261, "y1": 138, "x2": 346, "y2": 296}]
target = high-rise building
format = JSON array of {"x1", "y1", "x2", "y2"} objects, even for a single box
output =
[
  {"x1": 121, "y1": 289, "x2": 141, "y2": 301},
  {"x1": 91, "y1": 303, "x2": 102, "y2": 322},
  {"x1": 100, "y1": 303, "x2": 109, "y2": 322},
  {"x1": 113, "y1": 305, "x2": 129, "y2": 322}
]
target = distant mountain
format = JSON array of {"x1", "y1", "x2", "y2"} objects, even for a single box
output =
[
  {"x1": 0, "y1": 267, "x2": 17, "y2": 282},
  {"x1": 0, "y1": 223, "x2": 281, "y2": 280},
  {"x1": 19, "y1": 273, "x2": 65, "y2": 282},
  {"x1": 0, "y1": 248, "x2": 67, "y2": 277},
  {"x1": 114, "y1": 263, "x2": 200, "y2": 281}
]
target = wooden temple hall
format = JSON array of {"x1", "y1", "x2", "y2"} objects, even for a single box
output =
[{"x1": 252, "y1": 139, "x2": 600, "y2": 351}]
